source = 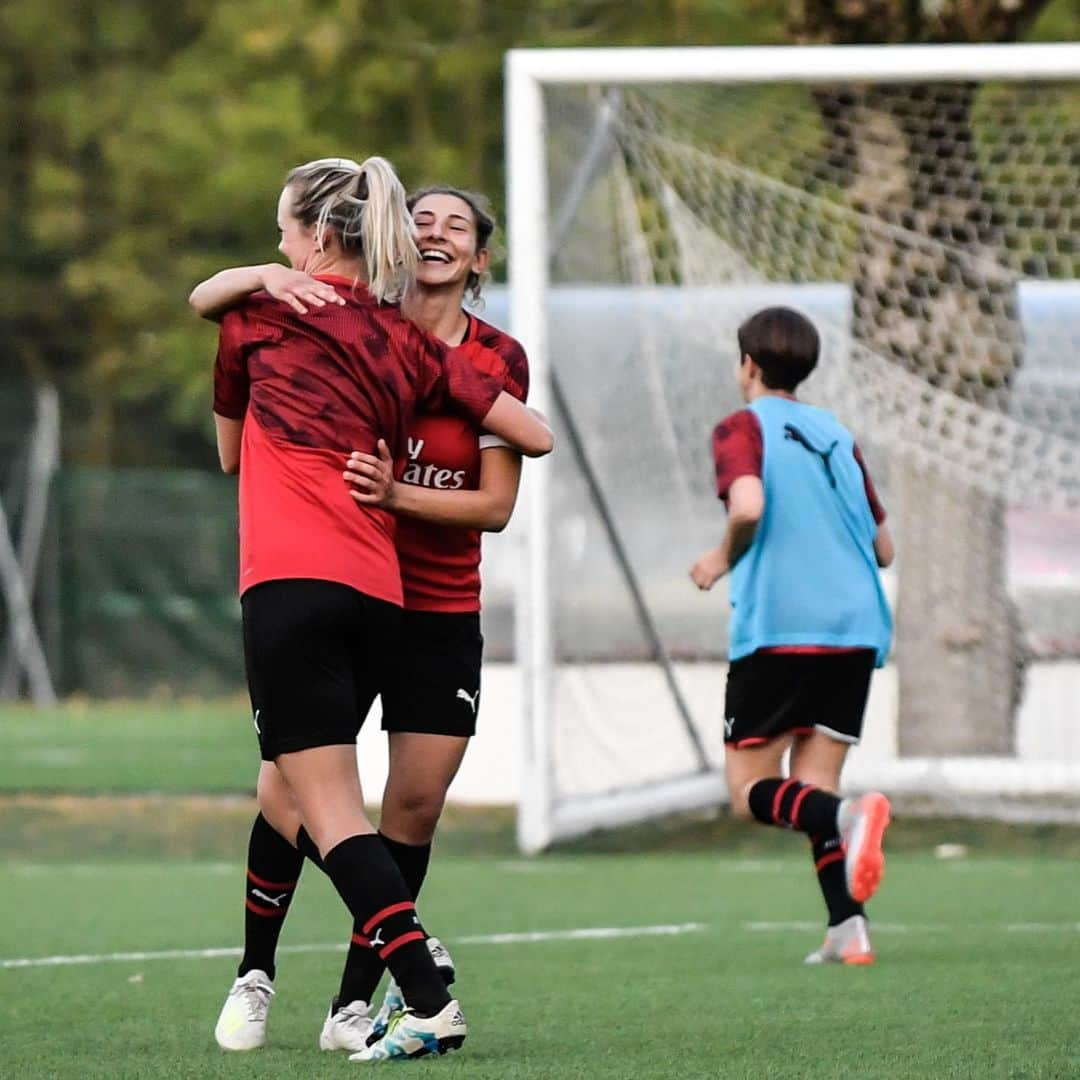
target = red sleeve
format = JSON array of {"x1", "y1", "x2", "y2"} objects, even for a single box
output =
[
  {"x1": 414, "y1": 335, "x2": 503, "y2": 425},
  {"x1": 496, "y1": 339, "x2": 528, "y2": 403},
  {"x1": 852, "y1": 443, "x2": 887, "y2": 524},
  {"x1": 712, "y1": 410, "x2": 762, "y2": 504},
  {"x1": 213, "y1": 309, "x2": 251, "y2": 419},
  {"x1": 466, "y1": 319, "x2": 529, "y2": 403},
  {"x1": 485, "y1": 333, "x2": 529, "y2": 403}
]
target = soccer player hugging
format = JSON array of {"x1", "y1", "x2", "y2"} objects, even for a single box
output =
[{"x1": 690, "y1": 306, "x2": 895, "y2": 966}]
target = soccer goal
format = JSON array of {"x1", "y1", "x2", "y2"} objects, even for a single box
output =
[
  {"x1": 505, "y1": 43, "x2": 1080, "y2": 853},
  {"x1": 0, "y1": 383, "x2": 60, "y2": 706}
]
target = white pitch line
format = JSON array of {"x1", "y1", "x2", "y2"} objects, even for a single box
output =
[
  {"x1": 455, "y1": 922, "x2": 705, "y2": 945},
  {"x1": 0, "y1": 922, "x2": 706, "y2": 972},
  {"x1": 744, "y1": 921, "x2": 1080, "y2": 934}
]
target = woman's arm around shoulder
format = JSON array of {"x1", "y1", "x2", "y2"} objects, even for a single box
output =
[{"x1": 190, "y1": 264, "x2": 345, "y2": 321}]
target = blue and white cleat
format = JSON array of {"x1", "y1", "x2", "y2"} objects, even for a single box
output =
[
  {"x1": 426, "y1": 936, "x2": 456, "y2": 985},
  {"x1": 349, "y1": 999, "x2": 467, "y2": 1062},
  {"x1": 368, "y1": 979, "x2": 405, "y2": 1044},
  {"x1": 368, "y1": 936, "x2": 455, "y2": 1043}
]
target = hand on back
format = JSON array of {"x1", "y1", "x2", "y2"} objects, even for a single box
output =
[{"x1": 262, "y1": 264, "x2": 346, "y2": 315}]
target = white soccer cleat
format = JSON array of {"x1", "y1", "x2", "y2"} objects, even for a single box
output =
[
  {"x1": 369, "y1": 936, "x2": 456, "y2": 1043},
  {"x1": 349, "y1": 999, "x2": 467, "y2": 1062},
  {"x1": 426, "y1": 936, "x2": 456, "y2": 985},
  {"x1": 319, "y1": 998, "x2": 374, "y2": 1052},
  {"x1": 838, "y1": 792, "x2": 891, "y2": 904},
  {"x1": 804, "y1": 914, "x2": 875, "y2": 966},
  {"x1": 214, "y1": 969, "x2": 274, "y2": 1051}
]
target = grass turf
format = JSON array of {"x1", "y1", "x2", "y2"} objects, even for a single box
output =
[
  {"x1": 3, "y1": 851, "x2": 1080, "y2": 1079},
  {"x1": 0, "y1": 699, "x2": 254, "y2": 794},
  {"x1": 5, "y1": 699, "x2": 1080, "y2": 1076}
]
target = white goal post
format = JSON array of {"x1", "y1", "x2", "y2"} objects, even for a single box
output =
[{"x1": 505, "y1": 43, "x2": 1080, "y2": 854}]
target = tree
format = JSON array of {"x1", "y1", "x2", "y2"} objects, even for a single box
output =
[
  {"x1": 790, "y1": 0, "x2": 1056, "y2": 752},
  {"x1": 1, "y1": 0, "x2": 784, "y2": 465}
]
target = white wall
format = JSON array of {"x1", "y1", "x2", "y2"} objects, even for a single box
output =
[{"x1": 357, "y1": 660, "x2": 1079, "y2": 806}]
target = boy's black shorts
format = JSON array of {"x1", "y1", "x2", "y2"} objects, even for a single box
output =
[
  {"x1": 242, "y1": 579, "x2": 402, "y2": 761},
  {"x1": 381, "y1": 611, "x2": 483, "y2": 738},
  {"x1": 723, "y1": 649, "x2": 875, "y2": 749}
]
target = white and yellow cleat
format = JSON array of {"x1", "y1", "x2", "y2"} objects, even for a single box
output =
[
  {"x1": 214, "y1": 969, "x2": 274, "y2": 1051},
  {"x1": 804, "y1": 914, "x2": 875, "y2": 966},
  {"x1": 349, "y1": 998, "x2": 467, "y2": 1062},
  {"x1": 319, "y1": 998, "x2": 374, "y2": 1052}
]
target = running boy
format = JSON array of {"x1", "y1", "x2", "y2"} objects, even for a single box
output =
[{"x1": 690, "y1": 306, "x2": 895, "y2": 966}]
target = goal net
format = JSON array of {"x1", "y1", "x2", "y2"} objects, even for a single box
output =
[{"x1": 506, "y1": 44, "x2": 1080, "y2": 852}]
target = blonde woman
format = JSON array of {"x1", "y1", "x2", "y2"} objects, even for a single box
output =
[{"x1": 197, "y1": 157, "x2": 551, "y2": 1062}]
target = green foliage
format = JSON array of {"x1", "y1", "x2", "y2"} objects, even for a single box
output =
[
  {"x1": 1, "y1": 0, "x2": 1074, "y2": 463},
  {"x1": 2, "y1": 0, "x2": 790, "y2": 464}
]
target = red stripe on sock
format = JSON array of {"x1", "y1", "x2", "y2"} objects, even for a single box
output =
[
  {"x1": 772, "y1": 779, "x2": 798, "y2": 825},
  {"x1": 362, "y1": 900, "x2": 415, "y2": 936},
  {"x1": 246, "y1": 899, "x2": 288, "y2": 918},
  {"x1": 815, "y1": 850, "x2": 845, "y2": 872},
  {"x1": 350, "y1": 932, "x2": 371, "y2": 948},
  {"x1": 789, "y1": 784, "x2": 816, "y2": 829},
  {"x1": 247, "y1": 869, "x2": 298, "y2": 891},
  {"x1": 378, "y1": 931, "x2": 425, "y2": 960}
]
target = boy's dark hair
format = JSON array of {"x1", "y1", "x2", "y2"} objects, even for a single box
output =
[{"x1": 737, "y1": 307, "x2": 820, "y2": 392}]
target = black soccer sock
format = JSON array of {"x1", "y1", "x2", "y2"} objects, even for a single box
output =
[
  {"x1": 294, "y1": 825, "x2": 384, "y2": 1007},
  {"x1": 238, "y1": 813, "x2": 303, "y2": 980},
  {"x1": 379, "y1": 832, "x2": 432, "y2": 901},
  {"x1": 323, "y1": 834, "x2": 450, "y2": 1018},
  {"x1": 334, "y1": 834, "x2": 434, "y2": 1006},
  {"x1": 747, "y1": 778, "x2": 841, "y2": 835},
  {"x1": 810, "y1": 833, "x2": 864, "y2": 926}
]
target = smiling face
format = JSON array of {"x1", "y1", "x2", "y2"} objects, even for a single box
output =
[
  {"x1": 276, "y1": 185, "x2": 320, "y2": 271},
  {"x1": 411, "y1": 192, "x2": 489, "y2": 293}
]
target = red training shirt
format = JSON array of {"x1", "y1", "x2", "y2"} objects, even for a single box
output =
[
  {"x1": 394, "y1": 314, "x2": 530, "y2": 612},
  {"x1": 213, "y1": 276, "x2": 504, "y2": 606},
  {"x1": 712, "y1": 405, "x2": 887, "y2": 656}
]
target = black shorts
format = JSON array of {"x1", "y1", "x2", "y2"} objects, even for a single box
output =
[
  {"x1": 723, "y1": 650, "x2": 875, "y2": 749},
  {"x1": 380, "y1": 611, "x2": 483, "y2": 738},
  {"x1": 242, "y1": 579, "x2": 402, "y2": 761}
]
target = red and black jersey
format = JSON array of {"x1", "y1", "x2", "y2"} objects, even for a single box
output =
[
  {"x1": 213, "y1": 276, "x2": 504, "y2": 605},
  {"x1": 394, "y1": 314, "x2": 529, "y2": 612}
]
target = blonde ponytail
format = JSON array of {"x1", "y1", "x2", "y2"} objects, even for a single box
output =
[
  {"x1": 284, "y1": 155, "x2": 419, "y2": 304},
  {"x1": 356, "y1": 157, "x2": 418, "y2": 304}
]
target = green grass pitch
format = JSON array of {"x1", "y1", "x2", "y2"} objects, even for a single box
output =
[
  {"x1": 3, "y1": 851, "x2": 1080, "y2": 1079},
  {"x1": 3, "y1": 700, "x2": 1080, "y2": 1077}
]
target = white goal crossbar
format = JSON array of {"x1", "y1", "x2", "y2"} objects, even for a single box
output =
[{"x1": 505, "y1": 43, "x2": 1080, "y2": 853}]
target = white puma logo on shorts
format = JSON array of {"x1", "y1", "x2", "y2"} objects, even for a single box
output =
[
  {"x1": 370, "y1": 928, "x2": 385, "y2": 948},
  {"x1": 456, "y1": 688, "x2": 480, "y2": 715}
]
